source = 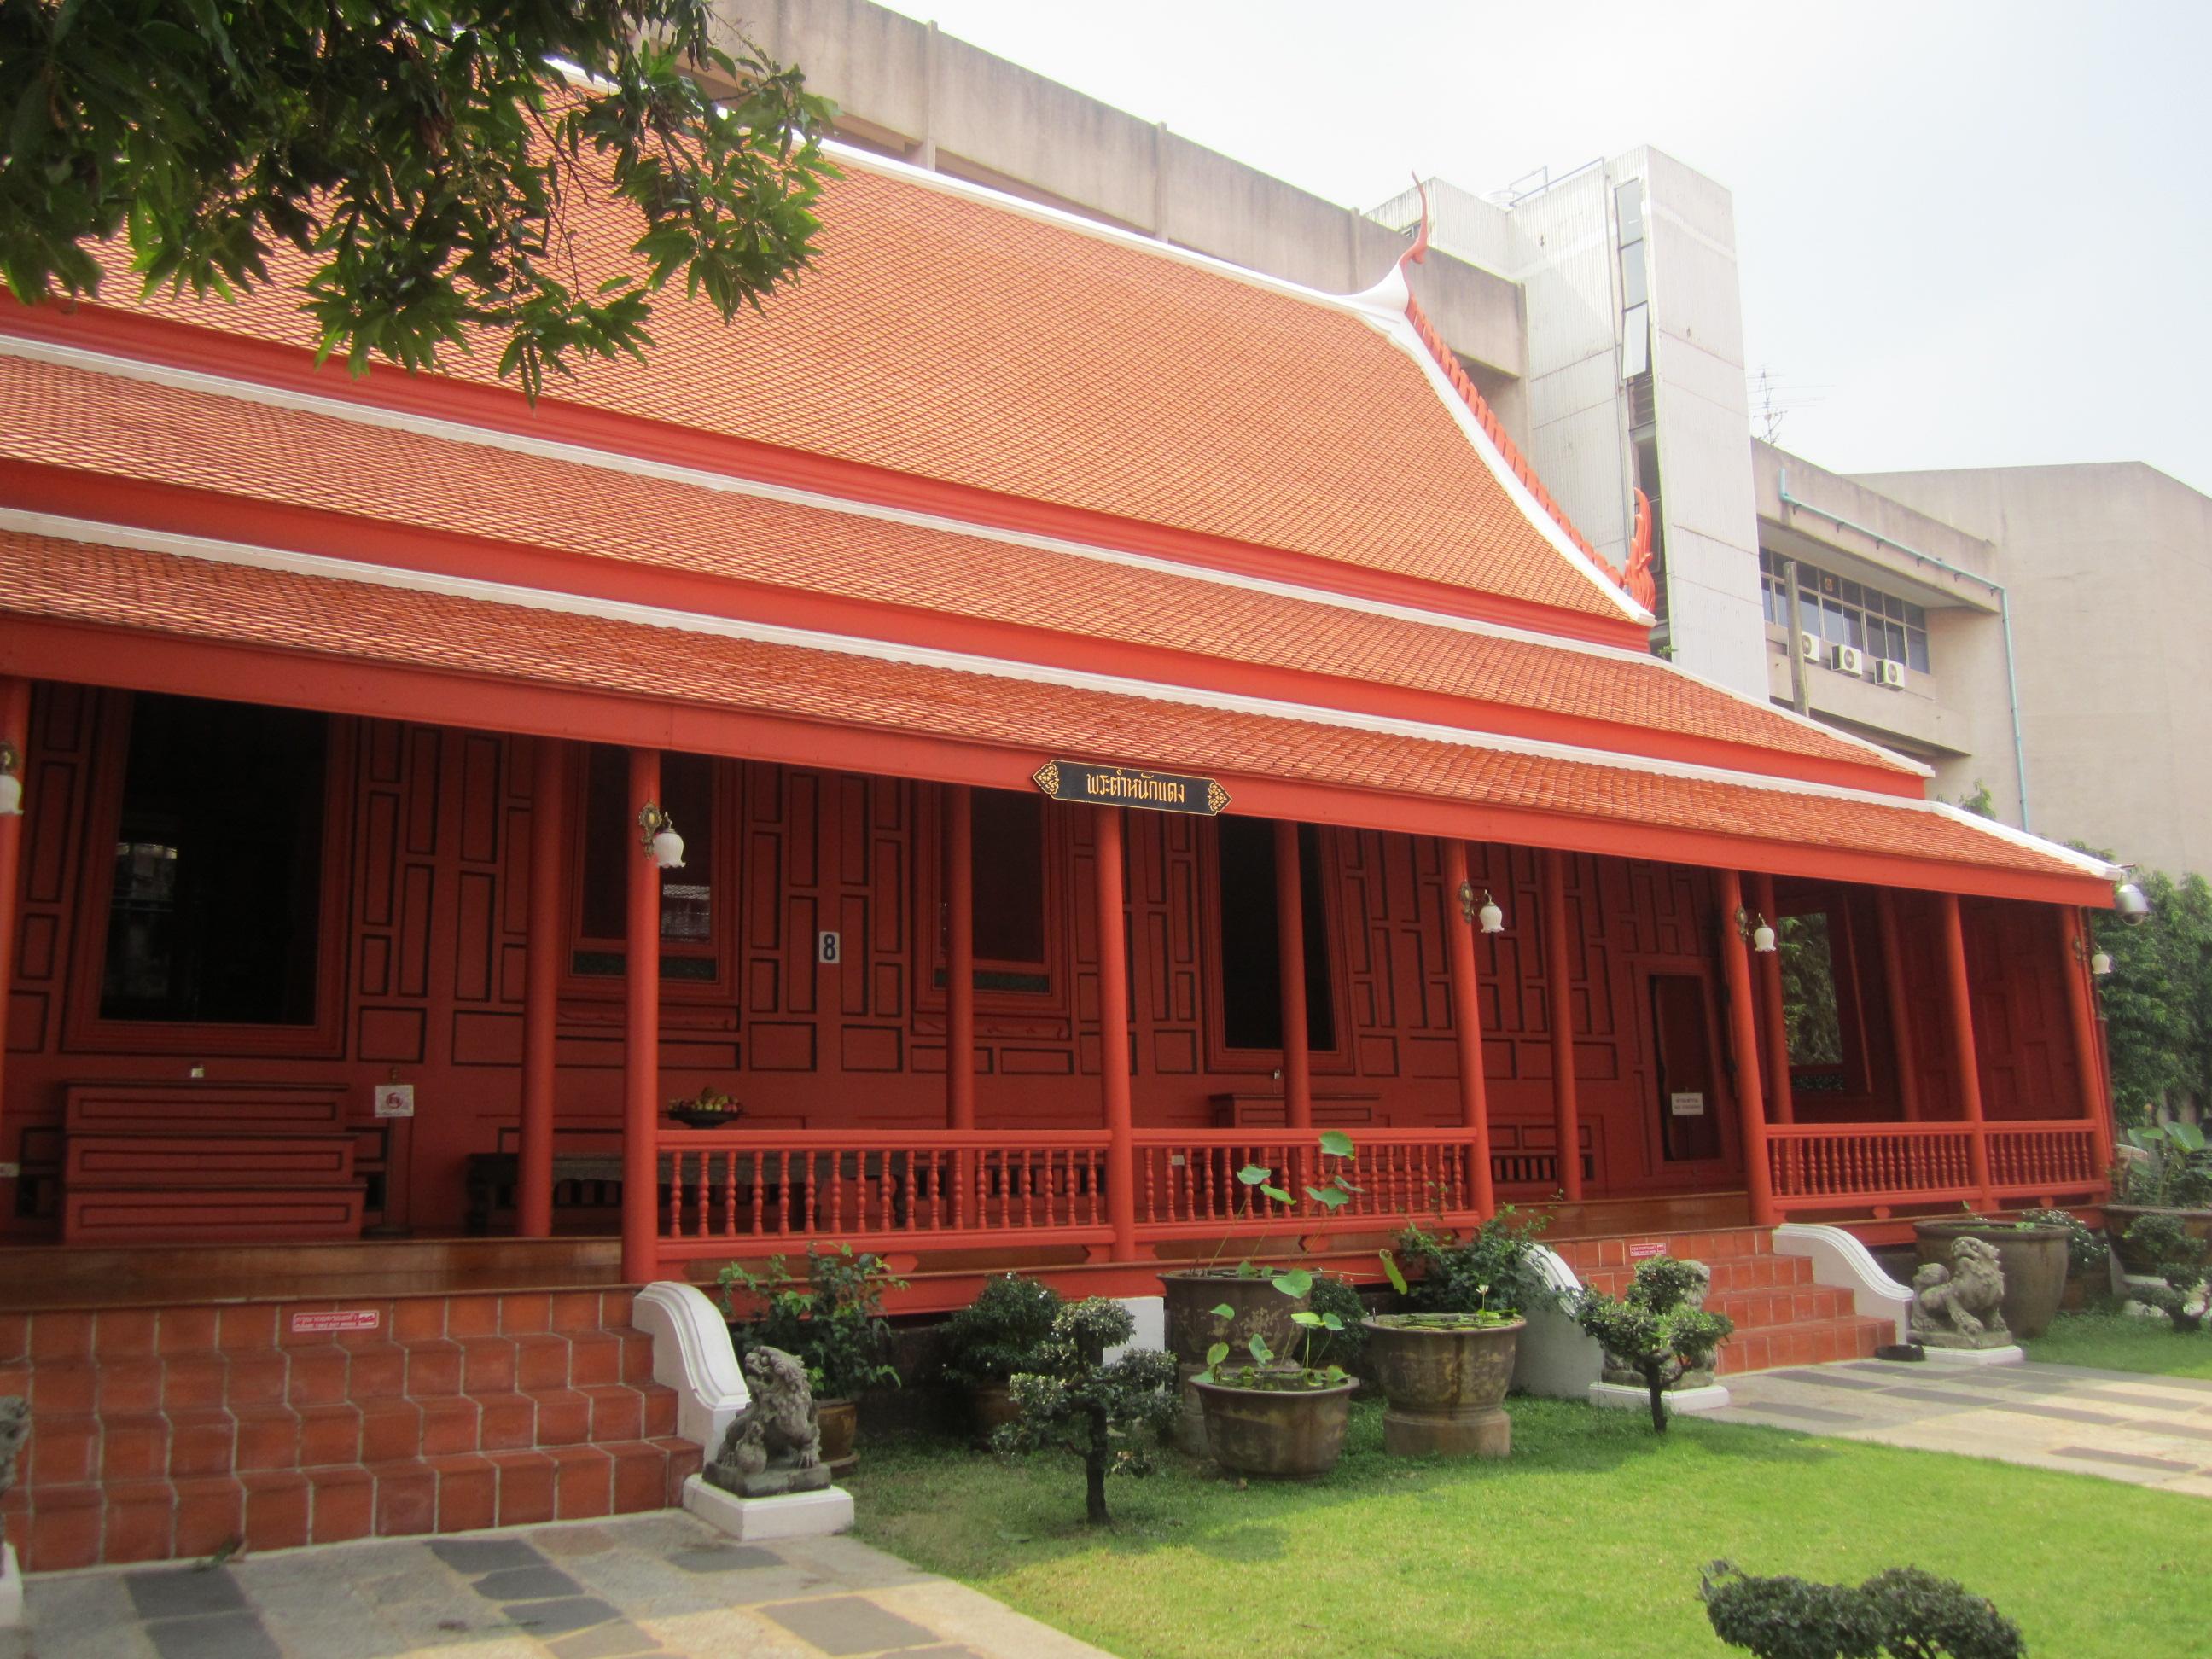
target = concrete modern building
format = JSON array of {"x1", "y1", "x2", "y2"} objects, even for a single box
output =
[{"x1": 1850, "y1": 464, "x2": 2212, "y2": 876}]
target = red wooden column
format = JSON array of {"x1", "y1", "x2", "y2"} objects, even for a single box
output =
[
  {"x1": 1538, "y1": 849, "x2": 1582, "y2": 1202},
  {"x1": 1875, "y1": 888, "x2": 1922, "y2": 1120},
  {"x1": 1752, "y1": 873, "x2": 1795, "y2": 1125},
  {"x1": 518, "y1": 736, "x2": 570, "y2": 1238},
  {"x1": 1094, "y1": 806, "x2": 1137, "y2": 1259},
  {"x1": 1443, "y1": 838, "x2": 1498, "y2": 1217},
  {"x1": 0, "y1": 678, "x2": 28, "y2": 1186},
  {"x1": 622, "y1": 747, "x2": 663, "y2": 1284},
  {"x1": 1936, "y1": 892, "x2": 1995, "y2": 1207},
  {"x1": 1717, "y1": 870, "x2": 1776, "y2": 1226},
  {"x1": 946, "y1": 786, "x2": 976, "y2": 1132},
  {"x1": 2055, "y1": 905, "x2": 2114, "y2": 1175},
  {"x1": 1273, "y1": 820, "x2": 1313, "y2": 1131}
]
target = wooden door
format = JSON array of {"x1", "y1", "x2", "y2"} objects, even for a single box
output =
[{"x1": 1649, "y1": 972, "x2": 1726, "y2": 1166}]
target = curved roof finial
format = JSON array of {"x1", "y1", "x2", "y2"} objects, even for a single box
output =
[{"x1": 1403, "y1": 173, "x2": 1431, "y2": 268}]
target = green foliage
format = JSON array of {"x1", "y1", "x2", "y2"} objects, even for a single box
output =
[
  {"x1": 2017, "y1": 1208, "x2": 2107, "y2": 1279},
  {"x1": 1394, "y1": 1206, "x2": 1554, "y2": 1317},
  {"x1": 1301, "y1": 1272, "x2": 1369, "y2": 1371},
  {"x1": 937, "y1": 1272, "x2": 1061, "y2": 1388},
  {"x1": 2115, "y1": 1120, "x2": 2212, "y2": 1209},
  {"x1": 2081, "y1": 863, "x2": 2212, "y2": 1124},
  {"x1": 719, "y1": 1244, "x2": 907, "y2": 1400},
  {"x1": 2122, "y1": 1214, "x2": 2209, "y2": 1333},
  {"x1": 1778, "y1": 911, "x2": 1843, "y2": 1068},
  {"x1": 1701, "y1": 1561, "x2": 2024, "y2": 1659},
  {"x1": 1, "y1": 0, "x2": 837, "y2": 399},
  {"x1": 1574, "y1": 1254, "x2": 1736, "y2": 1433},
  {"x1": 1950, "y1": 780, "x2": 1998, "y2": 820},
  {"x1": 992, "y1": 1296, "x2": 1178, "y2": 1526}
]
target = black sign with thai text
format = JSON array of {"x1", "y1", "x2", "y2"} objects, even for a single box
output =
[{"x1": 1031, "y1": 761, "x2": 1230, "y2": 817}]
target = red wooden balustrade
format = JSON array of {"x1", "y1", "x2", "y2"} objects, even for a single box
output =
[
  {"x1": 1766, "y1": 1119, "x2": 2101, "y2": 1214},
  {"x1": 1129, "y1": 1130, "x2": 1483, "y2": 1237}
]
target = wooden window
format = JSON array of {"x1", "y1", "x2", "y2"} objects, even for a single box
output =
[
  {"x1": 1214, "y1": 818, "x2": 1336, "y2": 1051},
  {"x1": 971, "y1": 789, "x2": 1046, "y2": 970},
  {"x1": 574, "y1": 746, "x2": 719, "y2": 979},
  {"x1": 1778, "y1": 903, "x2": 1871, "y2": 1096}
]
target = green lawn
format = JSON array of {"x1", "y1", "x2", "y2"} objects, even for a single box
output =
[
  {"x1": 2025, "y1": 1311, "x2": 2212, "y2": 1378},
  {"x1": 849, "y1": 1399, "x2": 2209, "y2": 1659}
]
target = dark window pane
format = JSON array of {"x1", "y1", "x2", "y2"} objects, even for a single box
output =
[
  {"x1": 1217, "y1": 819, "x2": 1334, "y2": 1051},
  {"x1": 971, "y1": 789, "x2": 1045, "y2": 966},
  {"x1": 101, "y1": 695, "x2": 326, "y2": 1023},
  {"x1": 1779, "y1": 912, "x2": 1844, "y2": 1066},
  {"x1": 1908, "y1": 630, "x2": 1930, "y2": 672},
  {"x1": 1840, "y1": 580, "x2": 1861, "y2": 608},
  {"x1": 581, "y1": 747, "x2": 714, "y2": 945}
]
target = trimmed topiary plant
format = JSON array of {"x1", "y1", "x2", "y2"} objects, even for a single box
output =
[
  {"x1": 1700, "y1": 1560, "x2": 2024, "y2": 1659},
  {"x1": 994, "y1": 1297, "x2": 1178, "y2": 1526},
  {"x1": 939, "y1": 1273, "x2": 1062, "y2": 1388},
  {"x1": 1574, "y1": 1254, "x2": 1734, "y2": 1432}
]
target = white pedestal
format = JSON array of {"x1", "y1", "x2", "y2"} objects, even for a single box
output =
[
  {"x1": 1917, "y1": 1344, "x2": 2024, "y2": 1368},
  {"x1": 1, "y1": 1541, "x2": 22, "y2": 1629},
  {"x1": 1586, "y1": 1380, "x2": 1731, "y2": 1415},
  {"x1": 681, "y1": 1475, "x2": 853, "y2": 1541}
]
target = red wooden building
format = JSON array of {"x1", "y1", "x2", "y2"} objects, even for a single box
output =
[{"x1": 0, "y1": 147, "x2": 2119, "y2": 1567}]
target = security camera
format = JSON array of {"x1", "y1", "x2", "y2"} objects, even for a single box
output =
[{"x1": 2114, "y1": 881, "x2": 2151, "y2": 926}]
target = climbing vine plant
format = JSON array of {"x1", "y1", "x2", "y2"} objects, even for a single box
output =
[{"x1": 2084, "y1": 861, "x2": 2212, "y2": 1126}]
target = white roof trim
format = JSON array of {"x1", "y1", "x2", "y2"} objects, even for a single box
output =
[
  {"x1": 0, "y1": 506, "x2": 2101, "y2": 880},
  {"x1": 0, "y1": 330, "x2": 1925, "y2": 786}
]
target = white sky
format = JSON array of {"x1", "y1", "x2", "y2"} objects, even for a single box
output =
[{"x1": 870, "y1": 1, "x2": 2212, "y2": 496}]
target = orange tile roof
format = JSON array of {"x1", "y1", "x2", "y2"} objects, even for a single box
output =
[
  {"x1": 74, "y1": 156, "x2": 1633, "y2": 623},
  {"x1": 0, "y1": 527, "x2": 2091, "y2": 889},
  {"x1": 0, "y1": 352, "x2": 1912, "y2": 784}
]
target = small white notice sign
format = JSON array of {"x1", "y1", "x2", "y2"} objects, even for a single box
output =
[
  {"x1": 818, "y1": 930, "x2": 841, "y2": 964},
  {"x1": 373, "y1": 1083, "x2": 416, "y2": 1118},
  {"x1": 1668, "y1": 1091, "x2": 1705, "y2": 1116}
]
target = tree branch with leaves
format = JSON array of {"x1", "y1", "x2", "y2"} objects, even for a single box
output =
[{"x1": 2, "y1": 0, "x2": 838, "y2": 399}]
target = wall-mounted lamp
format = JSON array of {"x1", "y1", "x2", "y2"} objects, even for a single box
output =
[
  {"x1": 1735, "y1": 907, "x2": 1777, "y2": 953},
  {"x1": 2112, "y1": 870, "x2": 2150, "y2": 927},
  {"x1": 0, "y1": 741, "x2": 20, "y2": 817},
  {"x1": 1459, "y1": 882, "x2": 1505, "y2": 934},
  {"x1": 2091, "y1": 950, "x2": 2113, "y2": 978},
  {"x1": 637, "y1": 802, "x2": 685, "y2": 869}
]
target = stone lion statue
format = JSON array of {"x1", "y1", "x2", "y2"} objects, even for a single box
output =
[
  {"x1": 1910, "y1": 1236, "x2": 2010, "y2": 1348},
  {"x1": 705, "y1": 1347, "x2": 830, "y2": 1498}
]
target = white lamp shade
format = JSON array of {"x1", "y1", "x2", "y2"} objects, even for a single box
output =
[
  {"x1": 1752, "y1": 921, "x2": 1777, "y2": 953},
  {"x1": 1477, "y1": 898, "x2": 1504, "y2": 934},
  {"x1": 2090, "y1": 950, "x2": 2112, "y2": 977},
  {"x1": 649, "y1": 827, "x2": 686, "y2": 870},
  {"x1": 2113, "y1": 882, "x2": 2149, "y2": 920},
  {"x1": 0, "y1": 771, "x2": 19, "y2": 816}
]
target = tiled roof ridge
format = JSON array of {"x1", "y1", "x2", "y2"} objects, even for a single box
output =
[{"x1": 1400, "y1": 285, "x2": 1632, "y2": 597}]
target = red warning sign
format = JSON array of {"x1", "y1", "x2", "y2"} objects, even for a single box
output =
[{"x1": 1627, "y1": 1240, "x2": 1668, "y2": 1260}]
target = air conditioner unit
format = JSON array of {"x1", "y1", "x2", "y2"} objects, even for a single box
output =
[
  {"x1": 1831, "y1": 643, "x2": 1866, "y2": 676},
  {"x1": 1797, "y1": 631, "x2": 1820, "y2": 661},
  {"x1": 1877, "y1": 659, "x2": 1906, "y2": 689}
]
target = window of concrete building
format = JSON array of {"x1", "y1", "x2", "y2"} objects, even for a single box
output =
[{"x1": 1759, "y1": 553, "x2": 1930, "y2": 672}]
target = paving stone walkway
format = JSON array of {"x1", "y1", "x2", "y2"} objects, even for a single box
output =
[
  {"x1": 3, "y1": 1512, "x2": 1113, "y2": 1659},
  {"x1": 1711, "y1": 1358, "x2": 2212, "y2": 1497}
]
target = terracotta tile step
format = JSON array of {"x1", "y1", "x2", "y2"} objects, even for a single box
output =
[
  {"x1": 1577, "y1": 1254, "x2": 1812, "y2": 1296},
  {"x1": 16, "y1": 1383, "x2": 679, "y2": 1487},
  {"x1": 1717, "y1": 1315, "x2": 1891, "y2": 1377},
  {"x1": 4, "y1": 1436, "x2": 702, "y2": 1570},
  {"x1": 1553, "y1": 1228, "x2": 1777, "y2": 1271}
]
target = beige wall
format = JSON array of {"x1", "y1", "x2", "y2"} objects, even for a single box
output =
[{"x1": 1853, "y1": 463, "x2": 2212, "y2": 876}]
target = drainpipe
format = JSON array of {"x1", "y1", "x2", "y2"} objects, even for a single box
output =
[{"x1": 1776, "y1": 469, "x2": 2031, "y2": 832}]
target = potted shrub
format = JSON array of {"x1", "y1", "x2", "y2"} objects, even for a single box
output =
[
  {"x1": 1394, "y1": 1206, "x2": 1556, "y2": 1317},
  {"x1": 1190, "y1": 1271, "x2": 1359, "y2": 1480},
  {"x1": 1912, "y1": 1211, "x2": 2069, "y2": 1339},
  {"x1": 2107, "y1": 1121, "x2": 2212, "y2": 1273},
  {"x1": 719, "y1": 1244, "x2": 907, "y2": 1474},
  {"x1": 1701, "y1": 1561, "x2": 2023, "y2": 1659},
  {"x1": 1361, "y1": 1250, "x2": 1522, "y2": 1457},
  {"x1": 667, "y1": 1084, "x2": 745, "y2": 1128},
  {"x1": 1158, "y1": 1130, "x2": 1358, "y2": 1450},
  {"x1": 2019, "y1": 1207, "x2": 2110, "y2": 1309},
  {"x1": 2122, "y1": 1214, "x2": 2209, "y2": 1333},
  {"x1": 993, "y1": 1298, "x2": 1179, "y2": 1525},
  {"x1": 1573, "y1": 1254, "x2": 1734, "y2": 1433},
  {"x1": 938, "y1": 1272, "x2": 1061, "y2": 1439}
]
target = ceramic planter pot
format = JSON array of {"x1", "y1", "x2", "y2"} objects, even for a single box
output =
[
  {"x1": 815, "y1": 1396, "x2": 859, "y2": 1476},
  {"x1": 1912, "y1": 1220, "x2": 2069, "y2": 1340},
  {"x1": 1191, "y1": 1374, "x2": 1357, "y2": 1479},
  {"x1": 970, "y1": 1382, "x2": 1022, "y2": 1442},
  {"x1": 2104, "y1": 1205, "x2": 2212, "y2": 1274},
  {"x1": 1361, "y1": 1315, "x2": 1523, "y2": 1458},
  {"x1": 1159, "y1": 1268, "x2": 1313, "y2": 1455}
]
